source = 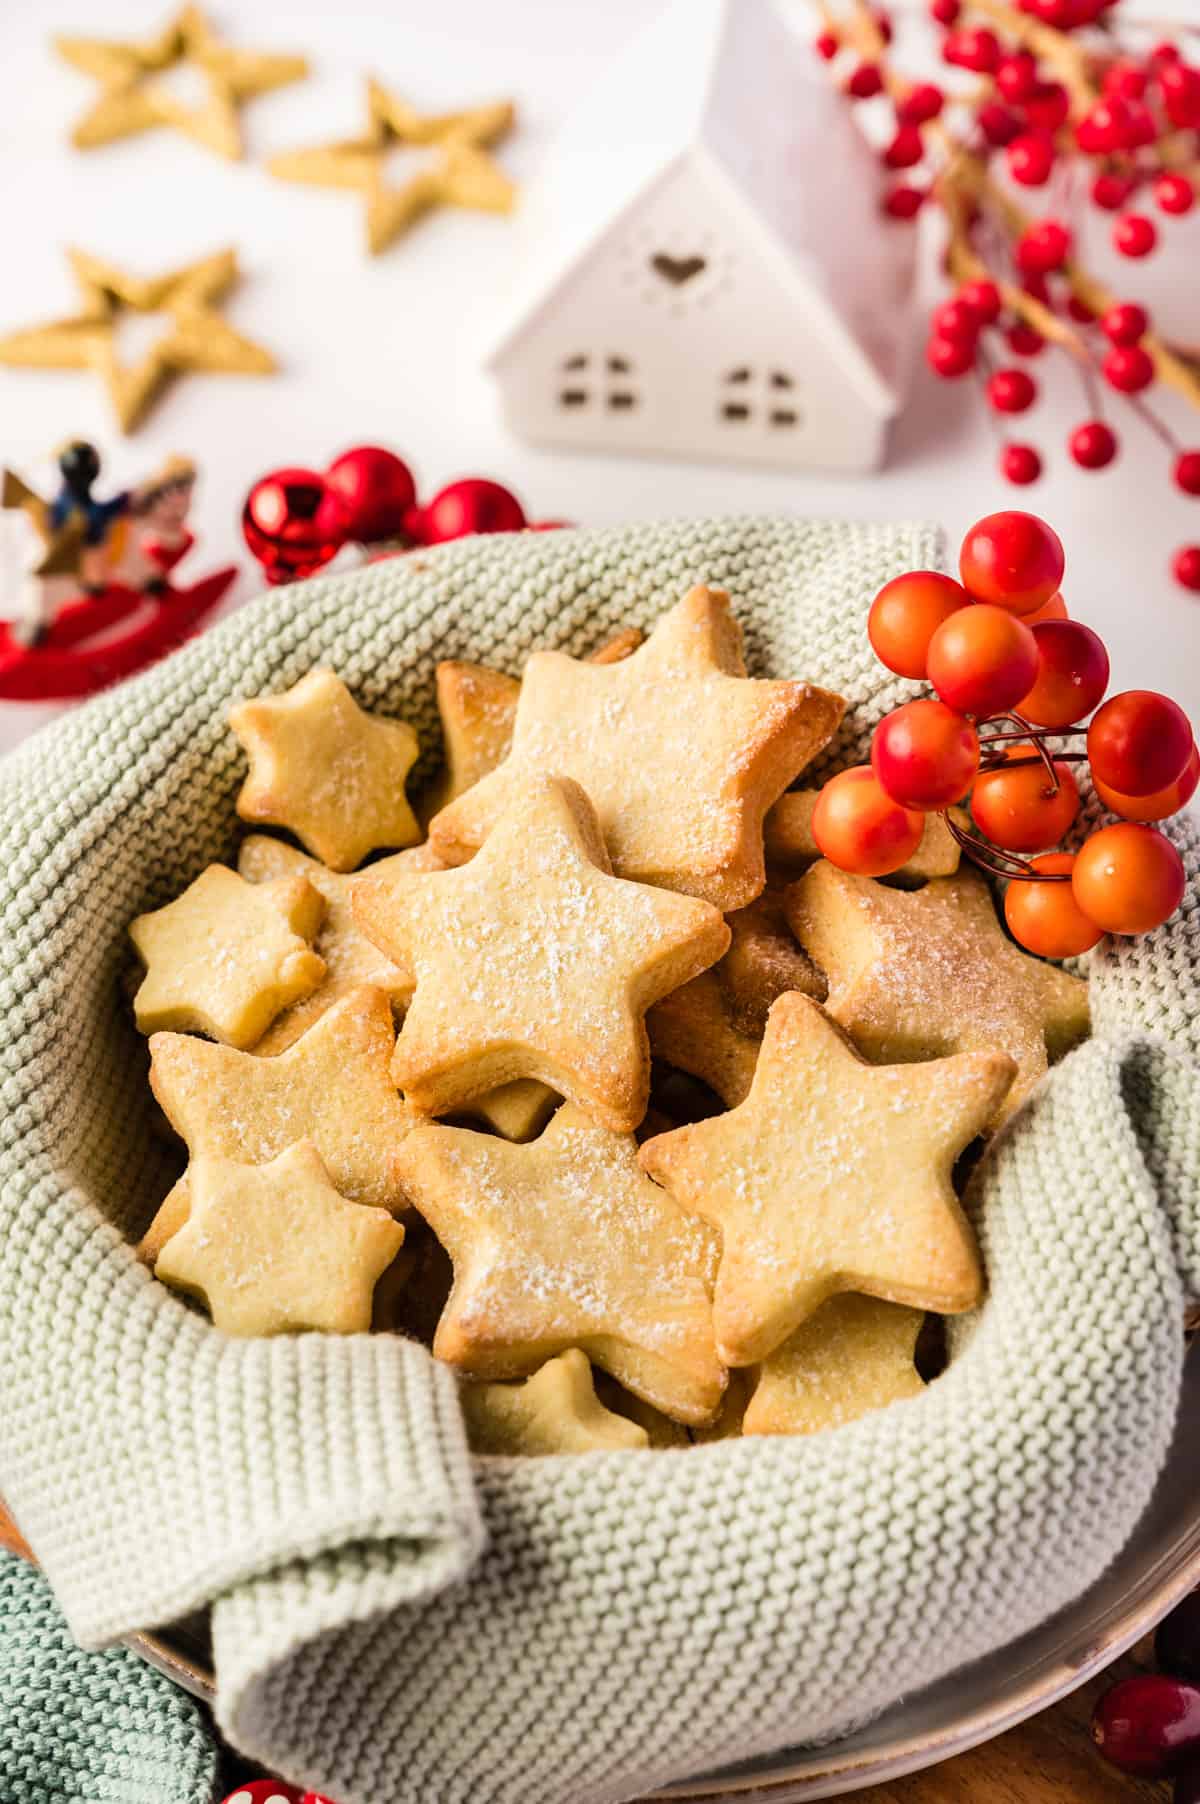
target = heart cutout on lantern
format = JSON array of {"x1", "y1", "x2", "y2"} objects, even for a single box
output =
[{"x1": 650, "y1": 253, "x2": 707, "y2": 286}]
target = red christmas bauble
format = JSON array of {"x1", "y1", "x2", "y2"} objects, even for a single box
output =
[
  {"x1": 325, "y1": 445, "x2": 417, "y2": 544},
  {"x1": 242, "y1": 469, "x2": 347, "y2": 585},
  {"x1": 415, "y1": 478, "x2": 528, "y2": 546},
  {"x1": 218, "y1": 1783, "x2": 305, "y2": 1804}
]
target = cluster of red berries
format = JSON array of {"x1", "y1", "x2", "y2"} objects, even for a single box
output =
[
  {"x1": 217, "y1": 1782, "x2": 336, "y2": 1804},
  {"x1": 1092, "y1": 1589, "x2": 1200, "y2": 1799},
  {"x1": 816, "y1": 2, "x2": 1200, "y2": 592},
  {"x1": 812, "y1": 509, "x2": 1194, "y2": 954}
]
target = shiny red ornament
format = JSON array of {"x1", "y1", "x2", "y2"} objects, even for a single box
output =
[
  {"x1": 242, "y1": 468, "x2": 347, "y2": 585},
  {"x1": 218, "y1": 1784, "x2": 305, "y2": 1804},
  {"x1": 1069, "y1": 421, "x2": 1118, "y2": 468},
  {"x1": 325, "y1": 446, "x2": 416, "y2": 544},
  {"x1": 414, "y1": 478, "x2": 528, "y2": 546}
]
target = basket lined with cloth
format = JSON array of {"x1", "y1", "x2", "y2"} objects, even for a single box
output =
[{"x1": 0, "y1": 517, "x2": 1196, "y2": 1804}]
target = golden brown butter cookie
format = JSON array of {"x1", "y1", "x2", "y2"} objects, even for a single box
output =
[
  {"x1": 647, "y1": 971, "x2": 761, "y2": 1110},
  {"x1": 460, "y1": 1350, "x2": 650, "y2": 1456},
  {"x1": 742, "y1": 1295, "x2": 925, "y2": 1438},
  {"x1": 717, "y1": 884, "x2": 825, "y2": 1035}
]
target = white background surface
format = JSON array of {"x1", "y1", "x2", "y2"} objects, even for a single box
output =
[{"x1": 0, "y1": 0, "x2": 1197, "y2": 752}]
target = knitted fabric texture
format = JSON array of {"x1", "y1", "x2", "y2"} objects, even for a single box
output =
[
  {"x1": 0, "y1": 518, "x2": 1195, "y2": 1804},
  {"x1": 0, "y1": 1551, "x2": 216, "y2": 1804}
]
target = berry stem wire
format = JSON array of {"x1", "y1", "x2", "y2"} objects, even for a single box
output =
[{"x1": 942, "y1": 811, "x2": 1072, "y2": 881}]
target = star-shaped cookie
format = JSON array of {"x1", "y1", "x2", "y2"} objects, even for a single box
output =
[
  {"x1": 268, "y1": 77, "x2": 516, "y2": 257},
  {"x1": 149, "y1": 985, "x2": 416, "y2": 1221},
  {"x1": 717, "y1": 884, "x2": 825, "y2": 1035},
  {"x1": 785, "y1": 862, "x2": 1090, "y2": 1127},
  {"x1": 640, "y1": 993, "x2": 1011, "y2": 1366},
  {"x1": 230, "y1": 669, "x2": 422, "y2": 872},
  {"x1": 742, "y1": 1295, "x2": 925, "y2": 1438},
  {"x1": 130, "y1": 862, "x2": 325, "y2": 1048},
  {"x1": 155, "y1": 1142, "x2": 404, "y2": 1337},
  {"x1": 459, "y1": 1350, "x2": 650, "y2": 1456},
  {"x1": 0, "y1": 247, "x2": 276, "y2": 433},
  {"x1": 396, "y1": 1103, "x2": 725, "y2": 1424},
  {"x1": 647, "y1": 970, "x2": 761, "y2": 1109},
  {"x1": 354, "y1": 775, "x2": 730, "y2": 1131},
  {"x1": 56, "y1": 5, "x2": 308, "y2": 159},
  {"x1": 236, "y1": 835, "x2": 431, "y2": 1051},
  {"x1": 429, "y1": 586, "x2": 846, "y2": 909}
]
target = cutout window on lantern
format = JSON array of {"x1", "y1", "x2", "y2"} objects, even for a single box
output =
[
  {"x1": 557, "y1": 353, "x2": 639, "y2": 413},
  {"x1": 718, "y1": 366, "x2": 803, "y2": 428}
]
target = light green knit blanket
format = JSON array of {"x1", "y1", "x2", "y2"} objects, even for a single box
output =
[{"x1": 0, "y1": 519, "x2": 1196, "y2": 1804}]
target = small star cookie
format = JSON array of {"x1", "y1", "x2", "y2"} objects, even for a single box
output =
[
  {"x1": 742, "y1": 1295, "x2": 925, "y2": 1438},
  {"x1": 429, "y1": 586, "x2": 845, "y2": 909},
  {"x1": 459, "y1": 1350, "x2": 650, "y2": 1456},
  {"x1": 765, "y1": 791, "x2": 965, "y2": 881},
  {"x1": 785, "y1": 861, "x2": 1090, "y2": 1127},
  {"x1": 148, "y1": 985, "x2": 416, "y2": 1219},
  {"x1": 647, "y1": 970, "x2": 761, "y2": 1109},
  {"x1": 155, "y1": 1142, "x2": 404, "y2": 1337},
  {"x1": 354, "y1": 775, "x2": 731, "y2": 1132},
  {"x1": 236, "y1": 835, "x2": 436, "y2": 1051},
  {"x1": 129, "y1": 862, "x2": 325, "y2": 1048},
  {"x1": 640, "y1": 993, "x2": 1012, "y2": 1366},
  {"x1": 717, "y1": 884, "x2": 825, "y2": 1036},
  {"x1": 230, "y1": 668, "x2": 421, "y2": 871},
  {"x1": 396, "y1": 1102, "x2": 725, "y2": 1424}
]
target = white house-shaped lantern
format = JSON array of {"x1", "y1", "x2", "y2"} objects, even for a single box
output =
[{"x1": 486, "y1": 0, "x2": 916, "y2": 473}]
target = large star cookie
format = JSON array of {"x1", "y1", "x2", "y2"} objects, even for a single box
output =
[
  {"x1": 743, "y1": 1295, "x2": 925, "y2": 1438},
  {"x1": 155, "y1": 1142, "x2": 404, "y2": 1337},
  {"x1": 230, "y1": 668, "x2": 421, "y2": 871},
  {"x1": 396, "y1": 1102, "x2": 725, "y2": 1424},
  {"x1": 785, "y1": 862, "x2": 1090, "y2": 1127},
  {"x1": 429, "y1": 586, "x2": 845, "y2": 909},
  {"x1": 147, "y1": 986, "x2": 415, "y2": 1250},
  {"x1": 765, "y1": 791, "x2": 964, "y2": 880},
  {"x1": 640, "y1": 993, "x2": 1011, "y2": 1366},
  {"x1": 130, "y1": 862, "x2": 325, "y2": 1047},
  {"x1": 459, "y1": 1350, "x2": 650, "y2": 1456},
  {"x1": 354, "y1": 775, "x2": 730, "y2": 1131}
]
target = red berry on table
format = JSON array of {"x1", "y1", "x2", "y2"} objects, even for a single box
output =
[
  {"x1": 1091, "y1": 171, "x2": 1134, "y2": 211},
  {"x1": 1007, "y1": 322, "x2": 1045, "y2": 358},
  {"x1": 1095, "y1": 742, "x2": 1200, "y2": 822},
  {"x1": 1103, "y1": 345, "x2": 1155, "y2": 393},
  {"x1": 898, "y1": 82, "x2": 944, "y2": 123},
  {"x1": 943, "y1": 26, "x2": 1000, "y2": 71},
  {"x1": 884, "y1": 124, "x2": 925, "y2": 169},
  {"x1": 1160, "y1": 63, "x2": 1200, "y2": 130},
  {"x1": 1007, "y1": 133, "x2": 1055, "y2": 185},
  {"x1": 1175, "y1": 546, "x2": 1200, "y2": 593},
  {"x1": 868, "y1": 570, "x2": 972, "y2": 678},
  {"x1": 872, "y1": 698, "x2": 980, "y2": 811},
  {"x1": 1076, "y1": 97, "x2": 1131, "y2": 153},
  {"x1": 1073, "y1": 825, "x2": 1187, "y2": 937},
  {"x1": 811, "y1": 767, "x2": 925, "y2": 877},
  {"x1": 1069, "y1": 421, "x2": 1118, "y2": 469},
  {"x1": 971, "y1": 747, "x2": 1080, "y2": 851},
  {"x1": 926, "y1": 603, "x2": 1039, "y2": 719},
  {"x1": 1001, "y1": 442, "x2": 1042, "y2": 485},
  {"x1": 1101, "y1": 301, "x2": 1149, "y2": 344},
  {"x1": 929, "y1": 0, "x2": 960, "y2": 21},
  {"x1": 927, "y1": 334, "x2": 975, "y2": 378},
  {"x1": 847, "y1": 61, "x2": 884, "y2": 98},
  {"x1": 1158, "y1": 1592, "x2": 1200, "y2": 1686},
  {"x1": 1155, "y1": 173, "x2": 1195, "y2": 215},
  {"x1": 1016, "y1": 220, "x2": 1072, "y2": 274},
  {"x1": 959, "y1": 510, "x2": 1064, "y2": 614},
  {"x1": 1113, "y1": 213, "x2": 1158, "y2": 258},
  {"x1": 325, "y1": 446, "x2": 416, "y2": 545},
  {"x1": 1087, "y1": 689, "x2": 1195, "y2": 795},
  {"x1": 1104, "y1": 61, "x2": 1147, "y2": 101},
  {"x1": 959, "y1": 279, "x2": 1002, "y2": 325},
  {"x1": 416, "y1": 478, "x2": 527, "y2": 545},
  {"x1": 995, "y1": 52, "x2": 1038, "y2": 102},
  {"x1": 1019, "y1": 619, "x2": 1109, "y2": 727},
  {"x1": 988, "y1": 368, "x2": 1037, "y2": 414},
  {"x1": 1005, "y1": 854, "x2": 1102, "y2": 958},
  {"x1": 884, "y1": 184, "x2": 925, "y2": 219},
  {"x1": 1174, "y1": 452, "x2": 1200, "y2": 495},
  {"x1": 815, "y1": 30, "x2": 839, "y2": 58},
  {"x1": 930, "y1": 297, "x2": 979, "y2": 343},
  {"x1": 979, "y1": 101, "x2": 1021, "y2": 147},
  {"x1": 1025, "y1": 80, "x2": 1070, "y2": 132}
]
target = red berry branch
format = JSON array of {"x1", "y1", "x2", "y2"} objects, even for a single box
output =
[
  {"x1": 814, "y1": 0, "x2": 1200, "y2": 591},
  {"x1": 812, "y1": 509, "x2": 1195, "y2": 954}
]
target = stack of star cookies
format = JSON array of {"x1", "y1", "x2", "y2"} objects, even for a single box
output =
[{"x1": 129, "y1": 585, "x2": 1090, "y2": 1453}]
